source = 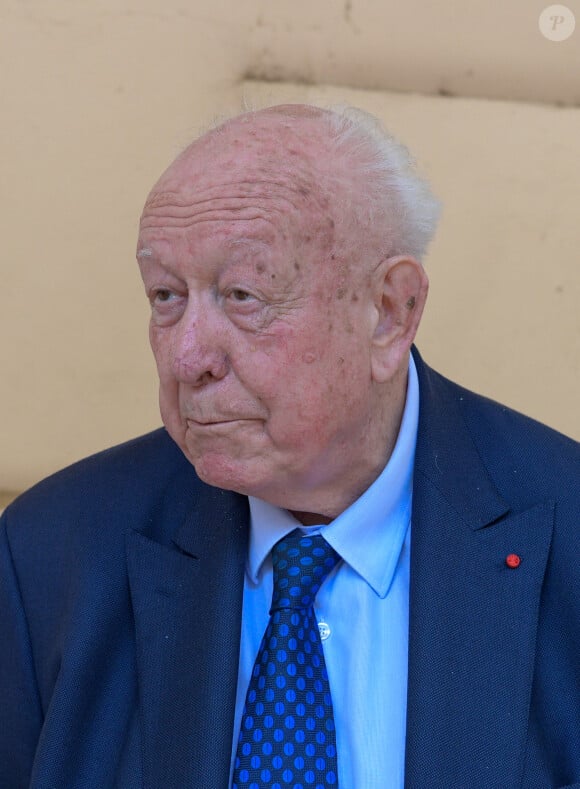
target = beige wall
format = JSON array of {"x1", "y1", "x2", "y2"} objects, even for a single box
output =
[{"x1": 2, "y1": 1, "x2": 579, "y2": 495}]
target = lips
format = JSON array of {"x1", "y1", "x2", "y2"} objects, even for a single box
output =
[
  {"x1": 186, "y1": 417, "x2": 253, "y2": 427},
  {"x1": 188, "y1": 418, "x2": 230, "y2": 425}
]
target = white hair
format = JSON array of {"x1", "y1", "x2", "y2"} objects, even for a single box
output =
[
  {"x1": 197, "y1": 102, "x2": 441, "y2": 261},
  {"x1": 320, "y1": 105, "x2": 442, "y2": 262}
]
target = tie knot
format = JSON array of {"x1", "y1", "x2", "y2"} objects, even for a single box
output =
[{"x1": 270, "y1": 529, "x2": 341, "y2": 612}]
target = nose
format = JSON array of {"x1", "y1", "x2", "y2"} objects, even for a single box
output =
[{"x1": 170, "y1": 304, "x2": 229, "y2": 386}]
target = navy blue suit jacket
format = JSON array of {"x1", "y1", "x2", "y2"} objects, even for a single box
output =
[{"x1": 2, "y1": 350, "x2": 579, "y2": 788}]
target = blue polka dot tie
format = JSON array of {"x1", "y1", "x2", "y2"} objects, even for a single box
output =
[{"x1": 232, "y1": 529, "x2": 342, "y2": 789}]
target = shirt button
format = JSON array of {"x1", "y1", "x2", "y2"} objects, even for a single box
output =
[{"x1": 318, "y1": 621, "x2": 331, "y2": 641}]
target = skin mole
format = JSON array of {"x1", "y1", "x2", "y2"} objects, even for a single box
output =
[
  {"x1": 406, "y1": 296, "x2": 416, "y2": 309},
  {"x1": 351, "y1": 293, "x2": 359, "y2": 302},
  {"x1": 294, "y1": 261, "x2": 300, "y2": 271},
  {"x1": 336, "y1": 287, "x2": 347, "y2": 300},
  {"x1": 256, "y1": 263, "x2": 265, "y2": 274}
]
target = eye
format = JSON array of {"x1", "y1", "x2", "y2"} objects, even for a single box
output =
[
  {"x1": 150, "y1": 288, "x2": 176, "y2": 304},
  {"x1": 229, "y1": 288, "x2": 253, "y2": 302},
  {"x1": 221, "y1": 284, "x2": 264, "y2": 328},
  {"x1": 146, "y1": 286, "x2": 187, "y2": 327}
]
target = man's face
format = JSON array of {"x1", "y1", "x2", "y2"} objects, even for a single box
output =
[{"x1": 137, "y1": 117, "x2": 381, "y2": 511}]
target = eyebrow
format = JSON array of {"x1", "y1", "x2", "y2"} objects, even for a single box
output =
[{"x1": 136, "y1": 247, "x2": 153, "y2": 259}]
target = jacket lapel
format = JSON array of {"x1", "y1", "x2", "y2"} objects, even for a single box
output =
[
  {"x1": 405, "y1": 353, "x2": 555, "y2": 788},
  {"x1": 126, "y1": 482, "x2": 249, "y2": 789}
]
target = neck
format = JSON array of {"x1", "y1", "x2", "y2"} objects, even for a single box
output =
[{"x1": 289, "y1": 510, "x2": 333, "y2": 526}]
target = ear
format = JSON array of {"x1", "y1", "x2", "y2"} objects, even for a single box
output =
[{"x1": 370, "y1": 255, "x2": 428, "y2": 383}]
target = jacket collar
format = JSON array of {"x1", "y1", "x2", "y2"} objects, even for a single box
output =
[{"x1": 126, "y1": 472, "x2": 249, "y2": 789}]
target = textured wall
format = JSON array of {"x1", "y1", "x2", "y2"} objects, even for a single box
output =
[{"x1": 1, "y1": 1, "x2": 579, "y2": 492}]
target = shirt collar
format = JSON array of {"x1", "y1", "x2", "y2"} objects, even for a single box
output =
[{"x1": 248, "y1": 354, "x2": 419, "y2": 598}]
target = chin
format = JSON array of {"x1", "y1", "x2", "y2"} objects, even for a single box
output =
[{"x1": 187, "y1": 450, "x2": 263, "y2": 497}]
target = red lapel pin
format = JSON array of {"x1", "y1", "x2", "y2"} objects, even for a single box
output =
[{"x1": 505, "y1": 553, "x2": 521, "y2": 569}]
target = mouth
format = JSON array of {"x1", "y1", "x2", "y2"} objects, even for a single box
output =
[{"x1": 186, "y1": 418, "x2": 253, "y2": 428}]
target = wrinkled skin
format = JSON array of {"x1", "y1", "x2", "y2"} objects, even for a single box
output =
[{"x1": 137, "y1": 107, "x2": 428, "y2": 522}]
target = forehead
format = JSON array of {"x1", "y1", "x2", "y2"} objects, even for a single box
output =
[
  {"x1": 167, "y1": 113, "x2": 332, "y2": 189},
  {"x1": 138, "y1": 116, "x2": 341, "y2": 262}
]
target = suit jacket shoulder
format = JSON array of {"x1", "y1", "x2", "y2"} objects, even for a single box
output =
[
  {"x1": 0, "y1": 428, "x2": 249, "y2": 789},
  {"x1": 5, "y1": 428, "x2": 192, "y2": 543},
  {"x1": 414, "y1": 348, "x2": 578, "y2": 510}
]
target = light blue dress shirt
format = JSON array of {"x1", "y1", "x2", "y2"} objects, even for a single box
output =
[{"x1": 231, "y1": 355, "x2": 419, "y2": 788}]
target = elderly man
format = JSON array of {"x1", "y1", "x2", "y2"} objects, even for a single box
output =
[{"x1": 1, "y1": 105, "x2": 579, "y2": 789}]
